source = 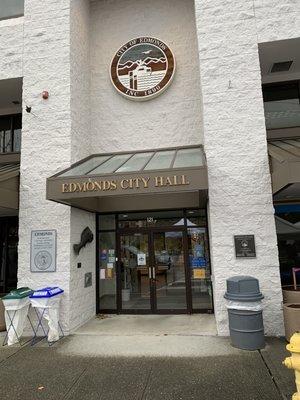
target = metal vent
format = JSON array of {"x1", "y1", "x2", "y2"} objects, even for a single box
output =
[{"x1": 271, "y1": 61, "x2": 293, "y2": 73}]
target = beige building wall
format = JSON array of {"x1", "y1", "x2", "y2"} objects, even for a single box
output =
[
  {"x1": 194, "y1": 0, "x2": 300, "y2": 336},
  {"x1": 69, "y1": 0, "x2": 95, "y2": 331},
  {"x1": 90, "y1": 0, "x2": 203, "y2": 153},
  {"x1": 0, "y1": 17, "x2": 23, "y2": 81},
  {"x1": 6, "y1": 0, "x2": 299, "y2": 335}
]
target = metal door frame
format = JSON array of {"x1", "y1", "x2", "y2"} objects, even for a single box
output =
[
  {"x1": 116, "y1": 226, "x2": 191, "y2": 314},
  {"x1": 96, "y1": 209, "x2": 213, "y2": 315}
]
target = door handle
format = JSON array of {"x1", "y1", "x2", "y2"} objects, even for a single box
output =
[
  {"x1": 152, "y1": 267, "x2": 156, "y2": 279},
  {"x1": 148, "y1": 267, "x2": 152, "y2": 279}
]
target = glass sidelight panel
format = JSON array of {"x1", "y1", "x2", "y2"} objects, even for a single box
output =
[
  {"x1": 153, "y1": 231, "x2": 187, "y2": 310},
  {"x1": 120, "y1": 233, "x2": 151, "y2": 310},
  {"x1": 187, "y1": 228, "x2": 213, "y2": 310},
  {"x1": 99, "y1": 232, "x2": 117, "y2": 310}
]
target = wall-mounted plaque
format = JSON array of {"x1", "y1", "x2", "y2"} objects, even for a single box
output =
[
  {"x1": 30, "y1": 230, "x2": 57, "y2": 272},
  {"x1": 234, "y1": 235, "x2": 256, "y2": 258},
  {"x1": 84, "y1": 272, "x2": 92, "y2": 288},
  {"x1": 110, "y1": 37, "x2": 175, "y2": 101}
]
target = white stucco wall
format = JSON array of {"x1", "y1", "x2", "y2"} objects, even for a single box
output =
[
  {"x1": 8, "y1": 0, "x2": 299, "y2": 336},
  {"x1": 254, "y1": 0, "x2": 300, "y2": 43},
  {"x1": 18, "y1": 0, "x2": 72, "y2": 333},
  {"x1": 18, "y1": 0, "x2": 96, "y2": 334},
  {"x1": 71, "y1": 0, "x2": 91, "y2": 163},
  {"x1": 90, "y1": 0, "x2": 203, "y2": 153},
  {"x1": 69, "y1": 0, "x2": 95, "y2": 331},
  {"x1": 70, "y1": 208, "x2": 95, "y2": 331},
  {"x1": 194, "y1": 0, "x2": 287, "y2": 336},
  {"x1": 0, "y1": 17, "x2": 23, "y2": 80}
]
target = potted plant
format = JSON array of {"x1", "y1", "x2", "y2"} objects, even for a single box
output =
[
  {"x1": 282, "y1": 268, "x2": 300, "y2": 303},
  {"x1": 283, "y1": 268, "x2": 300, "y2": 341}
]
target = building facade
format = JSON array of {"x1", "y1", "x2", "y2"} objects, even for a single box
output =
[{"x1": 0, "y1": 0, "x2": 299, "y2": 335}]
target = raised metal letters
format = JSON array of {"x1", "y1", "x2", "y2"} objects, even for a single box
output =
[{"x1": 61, "y1": 175, "x2": 190, "y2": 194}]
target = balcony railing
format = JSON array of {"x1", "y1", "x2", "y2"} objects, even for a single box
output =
[
  {"x1": 0, "y1": 114, "x2": 21, "y2": 153},
  {"x1": 0, "y1": 0, "x2": 24, "y2": 21}
]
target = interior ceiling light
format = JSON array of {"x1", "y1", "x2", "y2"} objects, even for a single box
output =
[{"x1": 271, "y1": 61, "x2": 293, "y2": 73}]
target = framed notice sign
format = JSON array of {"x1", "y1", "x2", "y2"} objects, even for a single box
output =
[
  {"x1": 30, "y1": 230, "x2": 57, "y2": 272},
  {"x1": 234, "y1": 235, "x2": 256, "y2": 258}
]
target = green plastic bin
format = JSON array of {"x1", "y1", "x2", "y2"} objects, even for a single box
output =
[
  {"x1": 2, "y1": 287, "x2": 34, "y2": 300},
  {"x1": 2, "y1": 287, "x2": 33, "y2": 346}
]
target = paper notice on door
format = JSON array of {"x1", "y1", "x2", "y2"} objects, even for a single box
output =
[
  {"x1": 107, "y1": 269, "x2": 113, "y2": 279},
  {"x1": 107, "y1": 263, "x2": 114, "y2": 269},
  {"x1": 100, "y1": 269, "x2": 106, "y2": 280},
  {"x1": 137, "y1": 253, "x2": 146, "y2": 266},
  {"x1": 193, "y1": 269, "x2": 205, "y2": 279}
]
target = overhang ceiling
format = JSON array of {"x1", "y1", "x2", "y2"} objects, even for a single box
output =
[{"x1": 259, "y1": 38, "x2": 300, "y2": 84}]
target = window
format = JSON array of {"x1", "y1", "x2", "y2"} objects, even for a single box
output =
[
  {"x1": 0, "y1": 114, "x2": 22, "y2": 154},
  {"x1": 98, "y1": 215, "x2": 117, "y2": 311},
  {"x1": 0, "y1": 0, "x2": 24, "y2": 20},
  {"x1": 263, "y1": 81, "x2": 300, "y2": 130},
  {"x1": 275, "y1": 204, "x2": 300, "y2": 287}
]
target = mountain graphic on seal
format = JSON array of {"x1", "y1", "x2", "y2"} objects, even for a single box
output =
[{"x1": 118, "y1": 57, "x2": 167, "y2": 76}]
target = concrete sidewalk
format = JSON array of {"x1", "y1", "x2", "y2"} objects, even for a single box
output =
[
  {"x1": 0, "y1": 316, "x2": 295, "y2": 400},
  {"x1": 74, "y1": 314, "x2": 218, "y2": 337}
]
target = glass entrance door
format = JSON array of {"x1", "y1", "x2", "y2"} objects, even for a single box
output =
[
  {"x1": 120, "y1": 232, "x2": 152, "y2": 311},
  {"x1": 98, "y1": 210, "x2": 213, "y2": 314},
  {"x1": 119, "y1": 229, "x2": 188, "y2": 313},
  {"x1": 153, "y1": 231, "x2": 187, "y2": 311}
]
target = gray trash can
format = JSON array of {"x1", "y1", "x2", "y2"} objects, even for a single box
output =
[{"x1": 224, "y1": 276, "x2": 265, "y2": 350}]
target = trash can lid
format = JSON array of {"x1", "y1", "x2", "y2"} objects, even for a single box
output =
[
  {"x1": 224, "y1": 276, "x2": 264, "y2": 301},
  {"x1": 2, "y1": 287, "x2": 34, "y2": 299},
  {"x1": 30, "y1": 287, "x2": 64, "y2": 298}
]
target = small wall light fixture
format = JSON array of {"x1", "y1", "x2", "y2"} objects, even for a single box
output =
[{"x1": 42, "y1": 91, "x2": 49, "y2": 100}]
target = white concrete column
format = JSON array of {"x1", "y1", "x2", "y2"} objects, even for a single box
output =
[
  {"x1": 69, "y1": 0, "x2": 96, "y2": 331},
  {"x1": 19, "y1": 0, "x2": 96, "y2": 333},
  {"x1": 194, "y1": 0, "x2": 283, "y2": 335},
  {"x1": 19, "y1": 0, "x2": 72, "y2": 332}
]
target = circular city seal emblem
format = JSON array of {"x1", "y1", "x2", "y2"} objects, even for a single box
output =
[
  {"x1": 34, "y1": 251, "x2": 52, "y2": 271},
  {"x1": 110, "y1": 37, "x2": 175, "y2": 101}
]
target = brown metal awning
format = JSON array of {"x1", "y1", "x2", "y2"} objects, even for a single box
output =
[
  {"x1": 268, "y1": 139, "x2": 300, "y2": 201},
  {"x1": 0, "y1": 163, "x2": 20, "y2": 212},
  {"x1": 46, "y1": 146, "x2": 208, "y2": 212}
]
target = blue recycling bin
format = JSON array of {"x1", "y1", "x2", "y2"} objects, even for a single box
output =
[{"x1": 29, "y1": 287, "x2": 64, "y2": 344}]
